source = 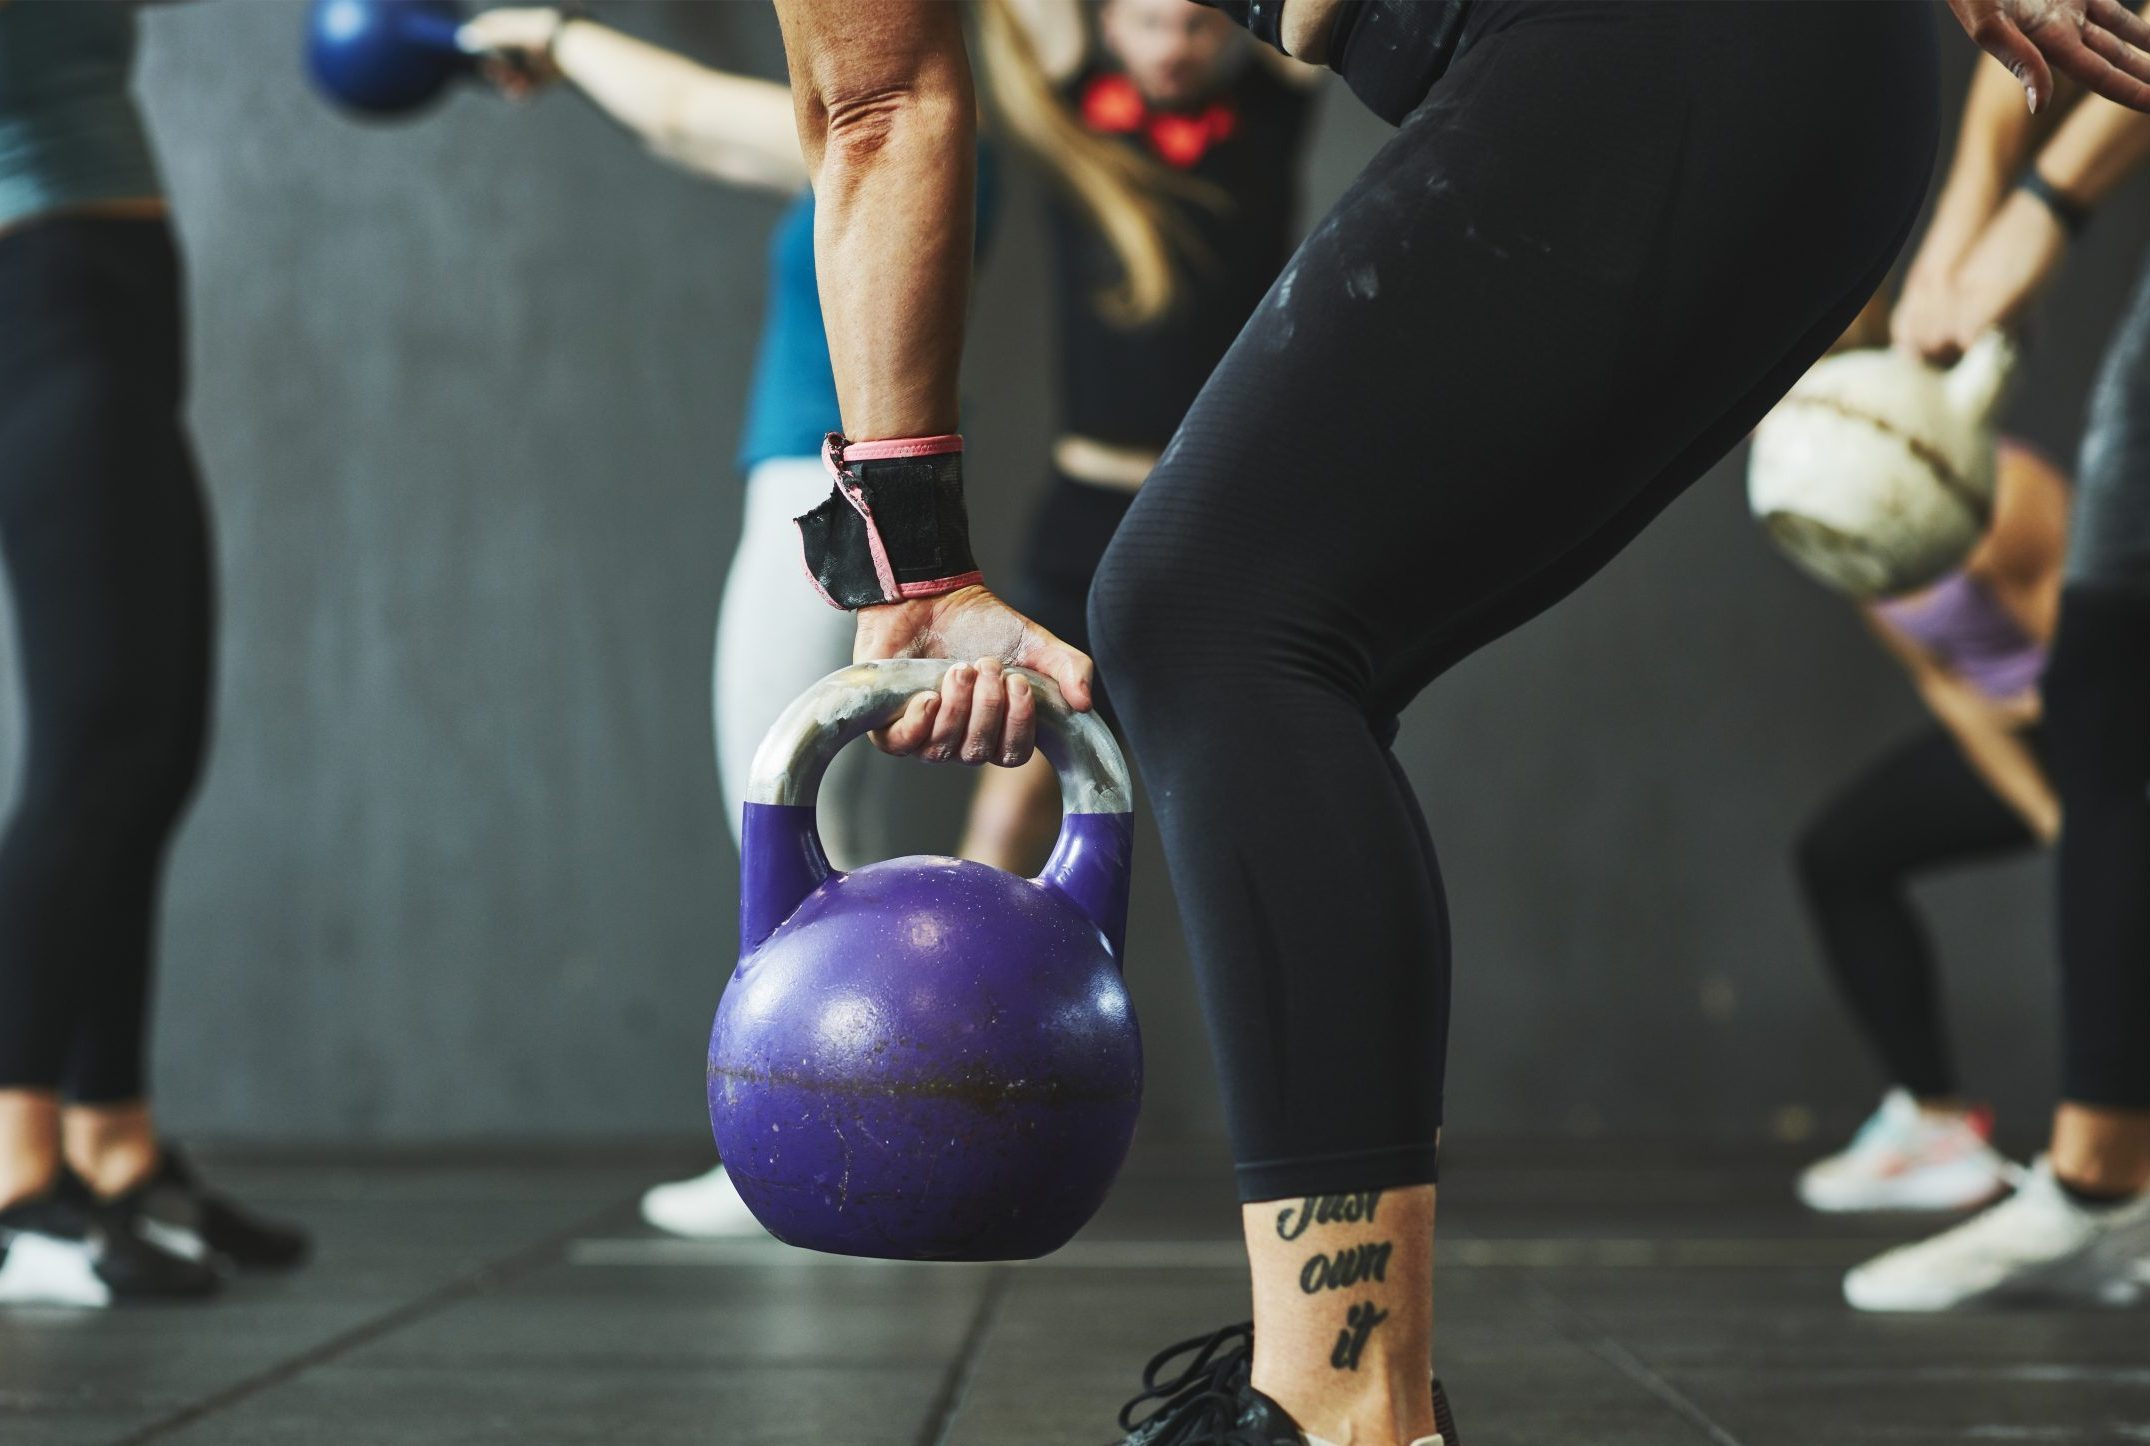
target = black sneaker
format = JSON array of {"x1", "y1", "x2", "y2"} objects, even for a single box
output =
[
  {"x1": 0, "y1": 1172, "x2": 221, "y2": 1306},
  {"x1": 109, "y1": 1146, "x2": 310, "y2": 1272},
  {"x1": 1111, "y1": 1322, "x2": 1460, "y2": 1445}
]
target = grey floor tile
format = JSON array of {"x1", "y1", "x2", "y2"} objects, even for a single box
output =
[{"x1": 147, "y1": 1361, "x2": 947, "y2": 1446}]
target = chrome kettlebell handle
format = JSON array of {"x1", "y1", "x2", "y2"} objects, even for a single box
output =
[{"x1": 745, "y1": 658, "x2": 1132, "y2": 816}]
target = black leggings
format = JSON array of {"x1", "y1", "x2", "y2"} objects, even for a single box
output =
[
  {"x1": 1796, "y1": 727, "x2": 2046, "y2": 1101},
  {"x1": 2044, "y1": 586, "x2": 2150, "y2": 1107},
  {"x1": 2046, "y1": 244, "x2": 2150, "y2": 1110},
  {"x1": 1089, "y1": 2, "x2": 1937, "y2": 1201},
  {"x1": 0, "y1": 217, "x2": 214, "y2": 1104}
]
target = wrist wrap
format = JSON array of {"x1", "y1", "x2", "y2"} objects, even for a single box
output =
[
  {"x1": 796, "y1": 433, "x2": 982, "y2": 610},
  {"x1": 2020, "y1": 171, "x2": 2091, "y2": 238}
]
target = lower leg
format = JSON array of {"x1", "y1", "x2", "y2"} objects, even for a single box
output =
[
  {"x1": 957, "y1": 753, "x2": 1060, "y2": 873},
  {"x1": 0, "y1": 1089, "x2": 63, "y2": 1207},
  {"x1": 2050, "y1": 1103, "x2": 2150, "y2": 1196},
  {"x1": 61, "y1": 1100, "x2": 160, "y2": 1197},
  {"x1": 1246, "y1": 1187, "x2": 1439, "y2": 1445},
  {"x1": 1795, "y1": 731, "x2": 2036, "y2": 1101}
]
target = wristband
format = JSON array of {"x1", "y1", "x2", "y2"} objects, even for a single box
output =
[
  {"x1": 796, "y1": 432, "x2": 983, "y2": 610},
  {"x1": 2020, "y1": 171, "x2": 2091, "y2": 237}
]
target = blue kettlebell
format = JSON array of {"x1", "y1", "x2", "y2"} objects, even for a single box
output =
[
  {"x1": 305, "y1": 0, "x2": 473, "y2": 118},
  {"x1": 710, "y1": 659, "x2": 1142, "y2": 1261}
]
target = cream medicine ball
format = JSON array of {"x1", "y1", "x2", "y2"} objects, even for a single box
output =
[{"x1": 1747, "y1": 329, "x2": 2019, "y2": 599}]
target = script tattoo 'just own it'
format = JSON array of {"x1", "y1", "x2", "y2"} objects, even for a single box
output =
[
  {"x1": 1331, "y1": 1300, "x2": 1390, "y2": 1371},
  {"x1": 1275, "y1": 1192, "x2": 1384, "y2": 1242},
  {"x1": 1299, "y1": 1240, "x2": 1394, "y2": 1295}
]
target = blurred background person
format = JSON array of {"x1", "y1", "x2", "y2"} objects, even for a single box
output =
[
  {"x1": 956, "y1": 0, "x2": 1318, "y2": 872},
  {"x1": 0, "y1": 0, "x2": 305, "y2": 1308},
  {"x1": 1789, "y1": 297, "x2": 2068, "y2": 1217},
  {"x1": 1842, "y1": 44, "x2": 2150, "y2": 1312}
]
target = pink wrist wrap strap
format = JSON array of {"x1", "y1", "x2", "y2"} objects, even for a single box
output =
[{"x1": 796, "y1": 432, "x2": 983, "y2": 609}]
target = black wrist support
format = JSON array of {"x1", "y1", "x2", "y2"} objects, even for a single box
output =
[
  {"x1": 2021, "y1": 171, "x2": 2091, "y2": 238},
  {"x1": 796, "y1": 433, "x2": 983, "y2": 610}
]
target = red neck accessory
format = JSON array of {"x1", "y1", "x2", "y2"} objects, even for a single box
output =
[{"x1": 1080, "y1": 72, "x2": 1239, "y2": 169}]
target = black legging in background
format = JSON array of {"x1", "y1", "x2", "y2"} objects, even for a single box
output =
[
  {"x1": 0, "y1": 217, "x2": 214, "y2": 1104},
  {"x1": 1796, "y1": 728, "x2": 2047, "y2": 1101},
  {"x1": 1089, "y1": 1, "x2": 1939, "y2": 1202},
  {"x1": 2047, "y1": 245, "x2": 2150, "y2": 1110}
]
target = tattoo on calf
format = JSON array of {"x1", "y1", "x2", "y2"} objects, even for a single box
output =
[
  {"x1": 1299, "y1": 1239, "x2": 1394, "y2": 1294},
  {"x1": 1330, "y1": 1300, "x2": 1390, "y2": 1371},
  {"x1": 1275, "y1": 1191, "x2": 1384, "y2": 1241}
]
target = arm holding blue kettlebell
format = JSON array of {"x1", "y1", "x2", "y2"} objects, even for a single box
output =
[{"x1": 460, "y1": 8, "x2": 808, "y2": 193}]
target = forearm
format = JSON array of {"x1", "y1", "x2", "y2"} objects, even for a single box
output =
[
  {"x1": 2031, "y1": 84, "x2": 2150, "y2": 204},
  {"x1": 1913, "y1": 57, "x2": 2064, "y2": 276},
  {"x1": 553, "y1": 20, "x2": 806, "y2": 192},
  {"x1": 776, "y1": 0, "x2": 973, "y2": 440}
]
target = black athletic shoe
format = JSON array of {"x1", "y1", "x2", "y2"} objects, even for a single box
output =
[
  {"x1": 109, "y1": 1146, "x2": 310, "y2": 1272},
  {"x1": 1111, "y1": 1321, "x2": 1461, "y2": 1445},
  {"x1": 0, "y1": 1172, "x2": 222, "y2": 1306}
]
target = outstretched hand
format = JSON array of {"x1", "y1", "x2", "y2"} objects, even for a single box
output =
[
  {"x1": 1948, "y1": 0, "x2": 2150, "y2": 113},
  {"x1": 853, "y1": 585, "x2": 1095, "y2": 767},
  {"x1": 459, "y1": 7, "x2": 566, "y2": 98}
]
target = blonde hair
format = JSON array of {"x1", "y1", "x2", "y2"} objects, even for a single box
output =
[{"x1": 976, "y1": 0, "x2": 1225, "y2": 326}]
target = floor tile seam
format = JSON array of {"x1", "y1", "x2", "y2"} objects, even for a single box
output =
[
  {"x1": 1520, "y1": 1277, "x2": 1749, "y2": 1446},
  {"x1": 101, "y1": 1196, "x2": 638, "y2": 1446},
  {"x1": 920, "y1": 1269, "x2": 1014, "y2": 1446}
]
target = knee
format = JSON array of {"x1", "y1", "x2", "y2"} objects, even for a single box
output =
[
  {"x1": 1792, "y1": 814, "x2": 1866, "y2": 901},
  {"x1": 1086, "y1": 526, "x2": 1215, "y2": 708}
]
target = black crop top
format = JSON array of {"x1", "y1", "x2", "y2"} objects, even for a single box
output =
[
  {"x1": 1047, "y1": 58, "x2": 1312, "y2": 452},
  {"x1": 1201, "y1": 0, "x2": 1470, "y2": 125}
]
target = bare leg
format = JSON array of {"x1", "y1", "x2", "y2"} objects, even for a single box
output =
[
  {"x1": 957, "y1": 752, "x2": 1060, "y2": 874},
  {"x1": 62, "y1": 1099, "x2": 159, "y2": 1197},
  {"x1": 2051, "y1": 1103, "x2": 2150, "y2": 1194},
  {"x1": 0, "y1": 1090, "x2": 63, "y2": 1208},
  {"x1": 1245, "y1": 1186, "x2": 1439, "y2": 1445}
]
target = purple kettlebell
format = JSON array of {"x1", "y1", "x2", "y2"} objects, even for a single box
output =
[{"x1": 710, "y1": 659, "x2": 1140, "y2": 1261}]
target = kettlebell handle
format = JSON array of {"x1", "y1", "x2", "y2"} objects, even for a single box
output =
[
  {"x1": 737, "y1": 660, "x2": 1134, "y2": 957},
  {"x1": 745, "y1": 659, "x2": 1131, "y2": 814},
  {"x1": 1944, "y1": 328, "x2": 2020, "y2": 423}
]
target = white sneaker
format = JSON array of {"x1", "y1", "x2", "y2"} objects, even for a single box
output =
[
  {"x1": 1843, "y1": 1156, "x2": 2150, "y2": 1312},
  {"x1": 637, "y1": 1163, "x2": 768, "y2": 1239},
  {"x1": 1797, "y1": 1089, "x2": 2015, "y2": 1213}
]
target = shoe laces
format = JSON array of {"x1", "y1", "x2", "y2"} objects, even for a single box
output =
[{"x1": 1118, "y1": 1322, "x2": 1268, "y2": 1444}]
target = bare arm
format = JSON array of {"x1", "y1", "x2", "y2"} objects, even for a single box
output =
[
  {"x1": 2029, "y1": 67, "x2": 2150, "y2": 201},
  {"x1": 460, "y1": 10, "x2": 808, "y2": 193},
  {"x1": 1894, "y1": 55, "x2": 2068, "y2": 353},
  {"x1": 1914, "y1": 74, "x2": 2150, "y2": 355},
  {"x1": 774, "y1": 0, "x2": 1092, "y2": 754},
  {"x1": 775, "y1": 0, "x2": 973, "y2": 439}
]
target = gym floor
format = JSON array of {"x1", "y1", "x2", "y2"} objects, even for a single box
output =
[{"x1": 5, "y1": 1140, "x2": 2140, "y2": 1446}]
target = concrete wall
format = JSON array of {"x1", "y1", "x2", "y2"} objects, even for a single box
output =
[{"x1": 4, "y1": 2, "x2": 2137, "y2": 1147}]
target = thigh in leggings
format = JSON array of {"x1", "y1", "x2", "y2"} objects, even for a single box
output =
[
  {"x1": 2048, "y1": 261, "x2": 2150, "y2": 1107},
  {"x1": 1089, "y1": 2, "x2": 1936, "y2": 1201},
  {"x1": 712, "y1": 457, "x2": 880, "y2": 868},
  {"x1": 0, "y1": 218, "x2": 214, "y2": 1103}
]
